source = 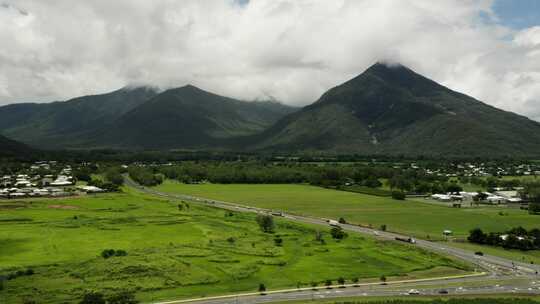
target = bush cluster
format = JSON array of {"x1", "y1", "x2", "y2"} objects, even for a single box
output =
[{"x1": 101, "y1": 249, "x2": 128, "y2": 259}]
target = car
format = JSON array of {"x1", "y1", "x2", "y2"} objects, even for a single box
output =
[
  {"x1": 474, "y1": 251, "x2": 484, "y2": 256},
  {"x1": 438, "y1": 289, "x2": 449, "y2": 294},
  {"x1": 408, "y1": 289, "x2": 420, "y2": 295}
]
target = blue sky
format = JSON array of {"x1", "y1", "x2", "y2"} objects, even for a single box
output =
[{"x1": 493, "y1": 0, "x2": 540, "y2": 29}]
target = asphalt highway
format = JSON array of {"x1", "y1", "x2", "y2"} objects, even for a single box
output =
[{"x1": 123, "y1": 176, "x2": 540, "y2": 304}]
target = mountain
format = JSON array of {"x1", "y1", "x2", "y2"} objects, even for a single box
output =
[
  {"x1": 0, "y1": 134, "x2": 32, "y2": 157},
  {"x1": 0, "y1": 86, "x2": 158, "y2": 148},
  {"x1": 250, "y1": 63, "x2": 540, "y2": 157},
  {"x1": 87, "y1": 85, "x2": 297, "y2": 149}
]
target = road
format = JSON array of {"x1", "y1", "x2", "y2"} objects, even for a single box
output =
[{"x1": 123, "y1": 176, "x2": 540, "y2": 303}]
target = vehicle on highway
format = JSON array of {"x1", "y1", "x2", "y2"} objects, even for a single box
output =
[
  {"x1": 395, "y1": 236, "x2": 416, "y2": 244},
  {"x1": 408, "y1": 289, "x2": 420, "y2": 295},
  {"x1": 271, "y1": 211, "x2": 284, "y2": 216},
  {"x1": 327, "y1": 219, "x2": 340, "y2": 227},
  {"x1": 474, "y1": 251, "x2": 484, "y2": 256},
  {"x1": 438, "y1": 289, "x2": 449, "y2": 294}
]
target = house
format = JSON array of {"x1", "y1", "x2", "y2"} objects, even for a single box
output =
[
  {"x1": 431, "y1": 194, "x2": 452, "y2": 202},
  {"x1": 486, "y1": 195, "x2": 506, "y2": 204},
  {"x1": 77, "y1": 185, "x2": 103, "y2": 193},
  {"x1": 494, "y1": 191, "x2": 522, "y2": 203},
  {"x1": 50, "y1": 175, "x2": 73, "y2": 186}
]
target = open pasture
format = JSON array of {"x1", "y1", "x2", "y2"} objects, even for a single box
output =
[
  {"x1": 154, "y1": 181, "x2": 540, "y2": 263},
  {"x1": 0, "y1": 189, "x2": 465, "y2": 303}
]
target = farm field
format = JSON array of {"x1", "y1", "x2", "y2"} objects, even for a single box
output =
[
  {"x1": 0, "y1": 189, "x2": 466, "y2": 303},
  {"x1": 154, "y1": 181, "x2": 540, "y2": 262}
]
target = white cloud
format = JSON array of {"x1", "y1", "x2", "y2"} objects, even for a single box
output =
[{"x1": 0, "y1": 0, "x2": 539, "y2": 121}]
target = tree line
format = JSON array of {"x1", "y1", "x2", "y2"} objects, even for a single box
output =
[{"x1": 468, "y1": 227, "x2": 540, "y2": 251}]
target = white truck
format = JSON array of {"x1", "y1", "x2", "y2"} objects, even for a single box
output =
[{"x1": 327, "y1": 219, "x2": 340, "y2": 227}]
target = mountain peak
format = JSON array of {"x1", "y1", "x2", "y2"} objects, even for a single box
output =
[{"x1": 364, "y1": 62, "x2": 416, "y2": 78}]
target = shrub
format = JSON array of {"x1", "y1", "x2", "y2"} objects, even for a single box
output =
[
  {"x1": 258, "y1": 283, "x2": 266, "y2": 292},
  {"x1": 101, "y1": 249, "x2": 116, "y2": 259},
  {"x1": 330, "y1": 227, "x2": 348, "y2": 240},
  {"x1": 79, "y1": 292, "x2": 106, "y2": 304},
  {"x1": 256, "y1": 214, "x2": 275, "y2": 233},
  {"x1": 338, "y1": 217, "x2": 347, "y2": 224},
  {"x1": 101, "y1": 249, "x2": 127, "y2": 259},
  {"x1": 274, "y1": 237, "x2": 283, "y2": 246},
  {"x1": 107, "y1": 292, "x2": 139, "y2": 304},
  {"x1": 391, "y1": 191, "x2": 406, "y2": 200}
]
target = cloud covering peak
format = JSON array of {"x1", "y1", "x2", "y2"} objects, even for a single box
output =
[{"x1": 1, "y1": 0, "x2": 540, "y2": 121}]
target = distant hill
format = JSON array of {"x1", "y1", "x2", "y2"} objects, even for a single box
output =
[
  {"x1": 0, "y1": 134, "x2": 32, "y2": 157},
  {"x1": 0, "y1": 86, "x2": 158, "y2": 148},
  {"x1": 88, "y1": 85, "x2": 297, "y2": 149},
  {"x1": 0, "y1": 85, "x2": 297, "y2": 150},
  {"x1": 249, "y1": 63, "x2": 540, "y2": 157}
]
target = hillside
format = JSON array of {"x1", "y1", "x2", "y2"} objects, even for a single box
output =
[
  {"x1": 0, "y1": 134, "x2": 32, "y2": 157},
  {"x1": 0, "y1": 86, "x2": 158, "y2": 149},
  {"x1": 250, "y1": 63, "x2": 540, "y2": 157},
  {"x1": 85, "y1": 85, "x2": 297, "y2": 149}
]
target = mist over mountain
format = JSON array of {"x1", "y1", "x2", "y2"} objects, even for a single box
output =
[{"x1": 1, "y1": 62, "x2": 540, "y2": 157}]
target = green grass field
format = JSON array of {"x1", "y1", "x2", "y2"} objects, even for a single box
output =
[
  {"x1": 272, "y1": 295, "x2": 540, "y2": 304},
  {"x1": 0, "y1": 189, "x2": 466, "y2": 303},
  {"x1": 154, "y1": 181, "x2": 540, "y2": 263}
]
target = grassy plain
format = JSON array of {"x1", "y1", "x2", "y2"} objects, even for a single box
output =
[
  {"x1": 272, "y1": 295, "x2": 540, "y2": 304},
  {"x1": 154, "y1": 181, "x2": 540, "y2": 263},
  {"x1": 0, "y1": 188, "x2": 465, "y2": 303}
]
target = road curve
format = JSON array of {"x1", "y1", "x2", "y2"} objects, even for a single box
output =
[{"x1": 123, "y1": 176, "x2": 540, "y2": 304}]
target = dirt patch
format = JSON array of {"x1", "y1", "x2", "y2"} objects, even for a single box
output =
[
  {"x1": 0, "y1": 202, "x2": 30, "y2": 210},
  {"x1": 48, "y1": 205, "x2": 79, "y2": 210}
]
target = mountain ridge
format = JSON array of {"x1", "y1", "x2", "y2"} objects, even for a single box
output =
[{"x1": 247, "y1": 62, "x2": 540, "y2": 157}]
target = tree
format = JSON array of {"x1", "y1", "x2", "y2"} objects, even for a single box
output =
[
  {"x1": 330, "y1": 227, "x2": 347, "y2": 240},
  {"x1": 337, "y1": 277, "x2": 345, "y2": 285},
  {"x1": 391, "y1": 191, "x2": 406, "y2": 200},
  {"x1": 468, "y1": 228, "x2": 486, "y2": 244},
  {"x1": 338, "y1": 217, "x2": 347, "y2": 224},
  {"x1": 107, "y1": 292, "x2": 139, "y2": 304},
  {"x1": 529, "y1": 203, "x2": 540, "y2": 215},
  {"x1": 445, "y1": 183, "x2": 462, "y2": 194},
  {"x1": 325, "y1": 279, "x2": 332, "y2": 288},
  {"x1": 380, "y1": 224, "x2": 387, "y2": 231},
  {"x1": 79, "y1": 292, "x2": 106, "y2": 304},
  {"x1": 105, "y1": 168, "x2": 124, "y2": 186},
  {"x1": 256, "y1": 215, "x2": 275, "y2": 233},
  {"x1": 258, "y1": 283, "x2": 266, "y2": 293},
  {"x1": 379, "y1": 275, "x2": 387, "y2": 284}
]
